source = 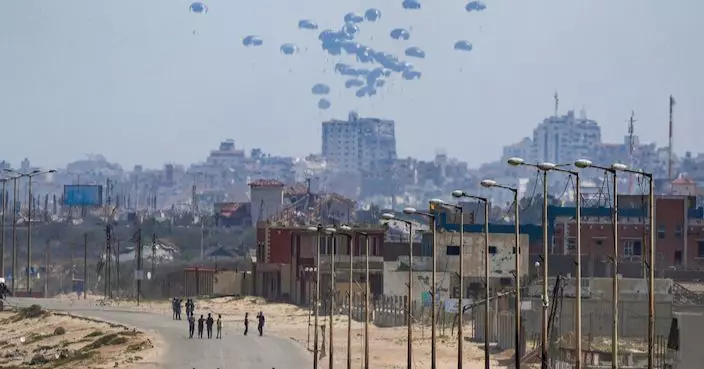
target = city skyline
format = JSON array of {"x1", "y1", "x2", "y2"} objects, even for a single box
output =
[{"x1": 1, "y1": 0, "x2": 701, "y2": 169}]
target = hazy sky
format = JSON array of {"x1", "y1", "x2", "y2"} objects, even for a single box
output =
[{"x1": 1, "y1": 0, "x2": 701, "y2": 170}]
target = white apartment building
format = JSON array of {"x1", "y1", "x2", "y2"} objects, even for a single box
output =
[
  {"x1": 532, "y1": 109, "x2": 602, "y2": 164},
  {"x1": 321, "y1": 112, "x2": 397, "y2": 176}
]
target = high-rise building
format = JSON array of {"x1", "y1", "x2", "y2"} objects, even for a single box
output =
[
  {"x1": 321, "y1": 112, "x2": 397, "y2": 174},
  {"x1": 532, "y1": 109, "x2": 601, "y2": 164}
]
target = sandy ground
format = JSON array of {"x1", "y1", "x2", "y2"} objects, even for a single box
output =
[
  {"x1": 56, "y1": 294, "x2": 514, "y2": 369},
  {"x1": 0, "y1": 305, "x2": 160, "y2": 369}
]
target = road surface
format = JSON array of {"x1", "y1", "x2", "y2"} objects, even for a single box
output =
[{"x1": 10, "y1": 297, "x2": 312, "y2": 369}]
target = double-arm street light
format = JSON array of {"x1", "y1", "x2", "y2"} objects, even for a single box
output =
[
  {"x1": 5, "y1": 169, "x2": 56, "y2": 293},
  {"x1": 451, "y1": 190, "x2": 490, "y2": 369},
  {"x1": 507, "y1": 157, "x2": 574, "y2": 369},
  {"x1": 610, "y1": 165, "x2": 655, "y2": 369},
  {"x1": 574, "y1": 159, "x2": 627, "y2": 369},
  {"x1": 429, "y1": 198, "x2": 467, "y2": 369},
  {"x1": 403, "y1": 202, "x2": 439, "y2": 369},
  {"x1": 480, "y1": 179, "x2": 521, "y2": 369},
  {"x1": 336, "y1": 225, "x2": 355, "y2": 369},
  {"x1": 0, "y1": 177, "x2": 9, "y2": 280},
  {"x1": 380, "y1": 212, "x2": 415, "y2": 369},
  {"x1": 507, "y1": 158, "x2": 584, "y2": 368},
  {"x1": 306, "y1": 225, "x2": 337, "y2": 369}
]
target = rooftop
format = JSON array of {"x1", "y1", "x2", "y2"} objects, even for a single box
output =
[{"x1": 249, "y1": 179, "x2": 285, "y2": 188}]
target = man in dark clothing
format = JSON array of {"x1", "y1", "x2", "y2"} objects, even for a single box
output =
[
  {"x1": 172, "y1": 298, "x2": 178, "y2": 320},
  {"x1": 257, "y1": 311, "x2": 265, "y2": 336},
  {"x1": 197, "y1": 315, "x2": 205, "y2": 339},
  {"x1": 188, "y1": 314, "x2": 195, "y2": 338},
  {"x1": 176, "y1": 298, "x2": 182, "y2": 320},
  {"x1": 206, "y1": 313, "x2": 215, "y2": 339},
  {"x1": 244, "y1": 313, "x2": 249, "y2": 336}
]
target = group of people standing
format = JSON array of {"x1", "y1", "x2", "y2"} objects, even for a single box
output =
[
  {"x1": 189, "y1": 313, "x2": 223, "y2": 339},
  {"x1": 171, "y1": 297, "x2": 195, "y2": 320},
  {"x1": 173, "y1": 297, "x2": 267, "y2": 340}
]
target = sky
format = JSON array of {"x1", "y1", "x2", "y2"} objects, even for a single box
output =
[{"x1": 0, "y1": 0, "x2": 702, "y2": 170}]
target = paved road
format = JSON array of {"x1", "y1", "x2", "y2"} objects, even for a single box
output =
[{"x1": 9, "y1": 298, "x2": 312, "y2": 369}]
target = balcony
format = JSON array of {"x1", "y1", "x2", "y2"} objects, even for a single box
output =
[{"x1": 315, "y1": 254, "x2": 384, "y2": 272}]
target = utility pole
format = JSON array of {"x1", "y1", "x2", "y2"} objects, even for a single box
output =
[
  {"x1": 0, "y1": 178, "x2": 6, "y2": 280},
  {"x1": 612, "y1": 172, "x2": 620, "y2": 369},
  {"x1": 458, "y1": 209, "x2": 465, "y2": 369},
  {"x1": 116, "y1": 238, "x2": 120, "y2": 298},
  {"x1": 152, "y1": 233, "x2": 157, "y2": 278},
  {"x1": 83, "y1": 233, "x2": 88, "y2": 300},
  {"x1": 407, "y1": 224, "x2": 413, "y2": 369},
  {"x1": 541, "y1": 170, "x2": 549, "y2": 369},
  {"x1": 346, "y1": 233, "x2": 353, "y2": 369},
  {"x1": 44, "y1": 239, "x2": 50, "y2": 297},
  {"x1": 314, "y1": 230, "x2": 321, "y2": 369},
  {"x1": 136, "y1": 229, "x2": 142, "y2": 306},
  {"x1": 364, "y1": 233, "x2": 370, "y2": 369},
  {"x1": 27, "y1": 175, "x2": 33, "y2": 292},
  {"x1": 668, "y1": 95, "x2": 675, "y2": 187},
  {"x1": 329, "y1": 234, "x2": 336, "y2": 369},
  {"x1": 11, "y1": 176, "x2": 18, "y2": 294}
]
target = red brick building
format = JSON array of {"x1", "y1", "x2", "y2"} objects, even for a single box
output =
[{"x1": 552, "y1": 195, "x2": 703, "y2": 269}]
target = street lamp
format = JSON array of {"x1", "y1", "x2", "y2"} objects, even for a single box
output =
[
  {"x1": 533, "y1": 163, "x2": 582, "y2": 368},
  {"x1": 4, "y1": 169, "x2": 56, "y2": 293},
  {"x1": 306, "y1": 225, "x2": 336, "y2": 369},
  {"x1": 430, "y1": 197, "x2": 468, "y2": 369},
  {"x1": 507, "y1": 157, "x2": 573, "y2": 369},
  {"x1": 451, "y1": 190, "x2": 490, "y2": 369},
  {"x1": 480, "y1": 179, "x2": 521, "y2": 369},
  {"x1": 0, "y1": 176, "x2": 8, "y2": 280},
  {"x1": 575, "y1": 159, "x2": 626, "y2": 369},
  {"x1": 381, "y1": 212, "x2": 414, "y2": 369},
  {"x1": 337, "y1": 225, "x2": 355, "y2": 369},
  {"x1": 611, "y1": 165, "x2": 655, "y2": 369},
  {"x1": 403, "y1": 204, "x2": 439, "y2": 369}
]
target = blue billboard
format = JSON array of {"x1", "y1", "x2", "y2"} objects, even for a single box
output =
[{"x1": 63, "y1": 185, "x2": 103, "y2": 206}]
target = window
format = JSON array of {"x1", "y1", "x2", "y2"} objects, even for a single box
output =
[
  {"x1": 675, "y1": 226, "x2": 683, "y2": 238},
  {"x1": 623, "y1": 239, "x2": 642, "y2": 256},
  {"x1": 567, "y1": 238, "x2": 576, "y2": 251},
  {"x1": 658, "y1": 225, "x2": 666, "y2": 239},
  {"x1": 446, "y1": 245, "x2": 460, "y2": 256},
  {"x1": 488, "y1": 246, "x2": 498, "y2": 254},
  {"x1": 698, "y1": 241, "x2": 704, "y2": 258}
]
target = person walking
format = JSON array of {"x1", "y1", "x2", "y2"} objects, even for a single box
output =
[
  {"x1": 188, "y1": 314, "x2": 195, "y2": 338},
  {"x1": 176, "y1": 298, "x2": 183, "y2": 320},
  {"x1": 244, "y1": 313, "x2": 249, "y2": 336},
  {"x1": 256, "y1": 311, "x2": 265, "y2": 336},
  {"x1": 206, "y1": 313, "x2": 214, "y2": 339},
  {"x1": 172, "y1": 298, "x2": 178, "y2": 320},
  {"x1": 197, "y1": 315, "x2": 205, "y2": 339},
  {"x1": 216, "y1": 314, "x2": 223, "y2": 339}
]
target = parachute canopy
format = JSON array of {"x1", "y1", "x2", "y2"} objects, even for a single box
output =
[
  {"x1": 404, "y1": 46, "x2": 426, "y2": 58},
  {"x1": 465, "y1": 1, "x2": 487, "y2": 12},
  {"x1": 243, "y1": 36, "x2": 263, "y2": 47},
  {"x1": 364, "y1": 9, "x2": 381, "y2": 22},
  {"x1": 390, "y1": 28, "x2": 410, "y2": 41},
  {"x1": 298, "y1": 20, "x2": 318, "y2": 30},
  {"x1": 344, "y1": 12, "x2": 364, "y2": 24},
  {"x1": 311, "y1": 83, "x2": 330, "y2": 95},
  {"x1": 189, "y1": 2, "x2": 207, "y2": 14},
  {"x1": 454, "y1": 40, "x2": 473, "y2": 51},
  {"x1": 280, "y1": 43, "x2": 298, "y2": 55},
  {"x1": 318, "y1": 98, "x2": 331, "y2": 110},
  {"x1": 402, "y1": 0, "x2": 421, "y2": 10}
]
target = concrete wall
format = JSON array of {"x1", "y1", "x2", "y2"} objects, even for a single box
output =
[
  {"x1": 674, "y1": 312, "x2": 704, "y2": 369},
  {"x1": 383, "y1": 260, "x2": 453, "y2": 301},
  {"x1": 213, "y1": 271, "x2": 253, "y2": 296},
  {"x1": 421, "y1": 231, "x2": 530, "y2": 278},
  {"x1": 250, "y1": 186, "x2": 283, "y2": 223}
]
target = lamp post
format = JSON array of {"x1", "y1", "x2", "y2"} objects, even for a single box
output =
[
  {"x1": 381, "y1": 212, "x2": 415, "y2": 369},
  {"x1": 575, "y1": 159, "x2": 626, "y2": 369},
  {"x1": 451, "y1": 190, "x2": 490, "y2": 369},
  {"x1": 307, "y1": 225, "x2": 337, "y2": 369},
  {"x1": 612, "y1": 165, "x2": 655, "y2": 369},
  {"x1": 327, "y1": 228, "x2": 337, "y2": 369},
  {"x1": 337, "y1": 225, "x2": 355, "y2": 369},
  {"x1": 358, "y1": 230, "x2": 372, "y2": 369},
  {"x1": 5, "y1": 169, "x2": 55, "y2": 293},
  {"x1": 429, "y1": 198, "x2": 467, "y2": 369},
  {"x1": 480, "y1": 179, "x2": 520, "y2": 369},
  {"x1": 403, "y1": 204, "x2": 438, "y2": 369},
  {"x1": 507, "y1": 157, "x2": 572, "y2": 368},
  {"x1": 0, "y1": 177, "x2": 7, "y2": 280}
]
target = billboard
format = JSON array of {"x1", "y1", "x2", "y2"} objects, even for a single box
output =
[{"x1": 63, "y1": 185, "x2": 103, "y2": 206}]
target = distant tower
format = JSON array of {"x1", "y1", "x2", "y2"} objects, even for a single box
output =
[
  {"x1": 554, "y1": 91, "x2": 559, "y2": 117},
  {"x1": 627, "y1": 111, "x2": 636, "y2": 194}
]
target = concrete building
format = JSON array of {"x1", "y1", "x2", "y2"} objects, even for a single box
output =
[
  {"x1": 253, "y1": 223, "x2": 386, "y2": 304},
  {"x1": 532, "y1": 109, "x2": 601, "y2": 164},
  {"x1": 321, "y1": 111, "x2": 397, "y2": 176},
  {"x1": 249, "y1": 179, "x2": 284, "y2": 223}
]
